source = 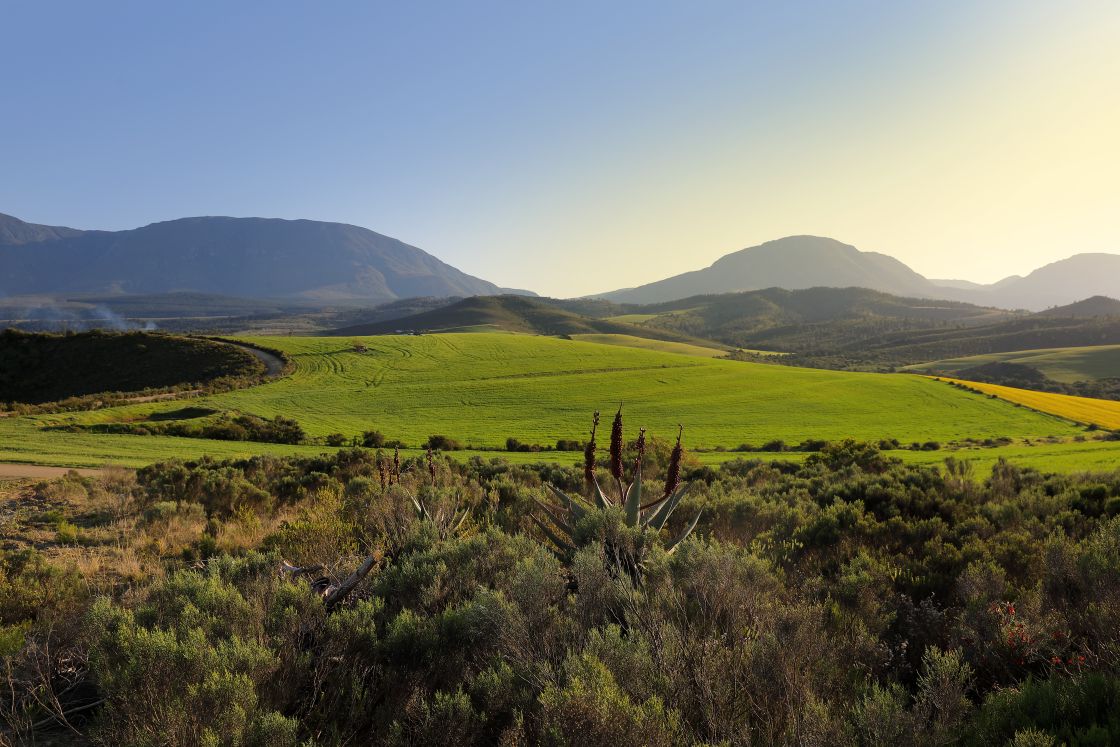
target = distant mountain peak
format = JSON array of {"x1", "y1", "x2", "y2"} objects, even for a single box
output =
[{"x1": 596, "y1": 235, "x2": 935, "y2": 304}]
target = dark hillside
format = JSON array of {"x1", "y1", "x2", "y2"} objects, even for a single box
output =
[
  {"x1": 0, "y1": 330, "x2": 265, "y2": 405},
  {"x1": 622, "y1": 287, "x2": 1015, "y2": 353},
  {"x1": 608, "y1": 287, "x2": 1120, "y2": 370}
]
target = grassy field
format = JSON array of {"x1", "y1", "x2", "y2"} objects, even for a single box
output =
[
  {"x1": 3, "y1": 412, "x2": 1119, "y2": 475},
  {"x1": 906, "y1": 344, "x2": 1120, "y2": 383},
  {"x1": 0, "y1": 332, "x2": 1100, "y2": 465},
  {"x1": 931, "y1": 377, "x2": 1120, "y2": 430},
  {"x1": 568, "y1": 333, "x2": 729, "y2": 358}
]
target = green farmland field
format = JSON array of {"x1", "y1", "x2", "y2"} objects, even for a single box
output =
[
  {"x1": 2, "y1": 333, "x2": 1107, "y2": 472},
  {"x1": 3, "y1": 414, "x2": 1119, "y2": 475},
  {"x1": 905, "y1": 344, "x2": 1120, "y2": 383}
]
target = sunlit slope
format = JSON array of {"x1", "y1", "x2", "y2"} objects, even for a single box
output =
[
  {"x1": 568, "y1": 334, "x2": 729, "y2": 358},
  {"x1": 933, "y1": 377, "x2": 1120, "y2": 430},
  {"x1": 907, "y1": 345, "x2": 1120, "y2": 383},
  {"x1": 32, "y1": 333, "x2": 1084, "y2": 449}
]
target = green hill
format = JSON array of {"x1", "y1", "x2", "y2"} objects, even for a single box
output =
[
  {"x1": 906, "y1": 345, "x2": 1120, "y2": 384},
  {"x1": 329, "y1": 295, "x2": 712, "y2": 345},
  {"x1": 588, "y1": 287, "x2": 1120, "y2": 370},
  {"x1": 621, "y1": 286, "x2": 1012, "y2": 345}
]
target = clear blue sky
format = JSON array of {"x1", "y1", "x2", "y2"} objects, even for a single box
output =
[{"x1": 3, "y1": 1, "x2": 1117, "y2": 297}]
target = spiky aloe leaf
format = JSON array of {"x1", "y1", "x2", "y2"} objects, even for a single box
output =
[
  {"x1": 533, "y1": 497, "x2": 574, "y2": 536},
  {"x1": 665, "y1": 510, "x2": 702, "y2": 555},
  {"x1": 410, "y1": 495, "x2": 428, "y2": 520},
  {"x1": 546, "y1": 484, "x2": 588, "y2": 521},
  {"x1": 623, "y1": 468, "x2": 642, "y2": 527},
  {"x1": 644, "y1": 482, "x2": 691, "y2": 530},
  {"x1": 590, "y1": 475, "x2": 613, "y2": 509},
  {"x1": 530, "y1": 514, "x2": 574, "y2": 553}
]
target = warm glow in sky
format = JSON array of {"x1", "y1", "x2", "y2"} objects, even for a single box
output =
[{"x1": 2, "y1": 1, "x2": 1117, "y2": 297}]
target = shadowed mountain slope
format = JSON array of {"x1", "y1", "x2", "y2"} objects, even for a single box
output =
[{"x1": 0, "y1": 214, "x2": 526, "y2": 302}]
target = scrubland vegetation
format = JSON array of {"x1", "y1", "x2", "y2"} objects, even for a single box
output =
[{"x1": 2, "y1": 412, "x2": 1120, "y2": 745}]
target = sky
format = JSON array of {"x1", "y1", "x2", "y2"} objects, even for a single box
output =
[{"x1": 2, "y1": 1, "x2": 1118, "y2": 298}]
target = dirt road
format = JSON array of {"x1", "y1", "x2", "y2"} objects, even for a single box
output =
[
  {"x1": 0, "y1": 463, "x2": 109, "y2": 480},
  {"x1": 221, "y1": 340, "x2": 286, "y2": 377}
]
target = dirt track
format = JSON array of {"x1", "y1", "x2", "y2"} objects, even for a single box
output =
[
  {"x1": 0, "y1": 463, "x2": 109, "y2": 480},
  {"x1": 222, "y1": 340, "x2": 286, "y2": 377}
]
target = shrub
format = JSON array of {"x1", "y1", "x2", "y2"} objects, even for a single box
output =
[
  {"x1": 426, "y1": 434, "x2": 463, "y2": 451},
  {"x1": 362, "y1": 429, "x2": 387, "y2": 448}
]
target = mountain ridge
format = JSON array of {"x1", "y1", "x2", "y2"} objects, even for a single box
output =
[
  {"x1": 595, "y1": 235, "x2": 1120, "y2": 311},
  {"x1": 0, "y1": 213, "x2": 530, "y2": 302}
]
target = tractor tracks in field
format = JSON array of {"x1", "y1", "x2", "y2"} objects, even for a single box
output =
[{"x1": 475, "y1": 363, "x2": 695, "y2": 382}]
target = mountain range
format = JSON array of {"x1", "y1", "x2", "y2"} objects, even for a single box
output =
[
  {"x1": 3, "y1": 212, "x2": 1117, "y2": 311},
  {"x1": 596, "y1": 236, "x2": 1120, "y2": 311},
  {"x1": 0, "y1": 213, "x2": 525, "y2": 302}
]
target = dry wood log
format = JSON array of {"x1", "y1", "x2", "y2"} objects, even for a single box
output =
[{"x1": 280, "y1": 554, "x2": 378, "y2": 612}]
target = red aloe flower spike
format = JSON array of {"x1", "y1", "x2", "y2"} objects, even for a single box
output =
[
  {"x1": 634, "y1": 427, "x2": 646, "y2": 476},
  {"x1": 609, "y1": 405, "x2": 624, "y2": 487},
  {"x1": 583, "y1": 411, "x2": 600, "y2": 487},
  {"x1": 663, "y1": 425, "x2": 683, "y2": 499}
]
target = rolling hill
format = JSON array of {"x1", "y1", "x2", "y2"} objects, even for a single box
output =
[
  {"x1": 324, "y1": 287, "x2": 1120, "y2": 373},
  {"x1": 0, "y1": 213, "x2": 526, "y2": 302},
  {"x1": 906, "y1": 345, "x2": 1120, "y2": 383},
  {"x1": 1034, "y1": 296, "x2": 1120, "y2": 318},
  {"x1": 575, "y1": 287, "x2": 1120, "y2": 369},
  {"x1": 587, "y1": 287, "x2": 1023, "y2": 363},
  {"x1": 329, "y1": 294, "x2": 716, "y2": 345}
]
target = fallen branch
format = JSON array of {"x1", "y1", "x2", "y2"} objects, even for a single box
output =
[
  {"x1": 323, "y1": 554, "x2": 378, "y2": 611},
  {"x1": 281, "y1": 554, "x2": 380, "y2": 612}
]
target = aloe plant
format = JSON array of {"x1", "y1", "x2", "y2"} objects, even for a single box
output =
[{"x1": 533, "y1": 408, "x2": 701, "y2": 555}]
